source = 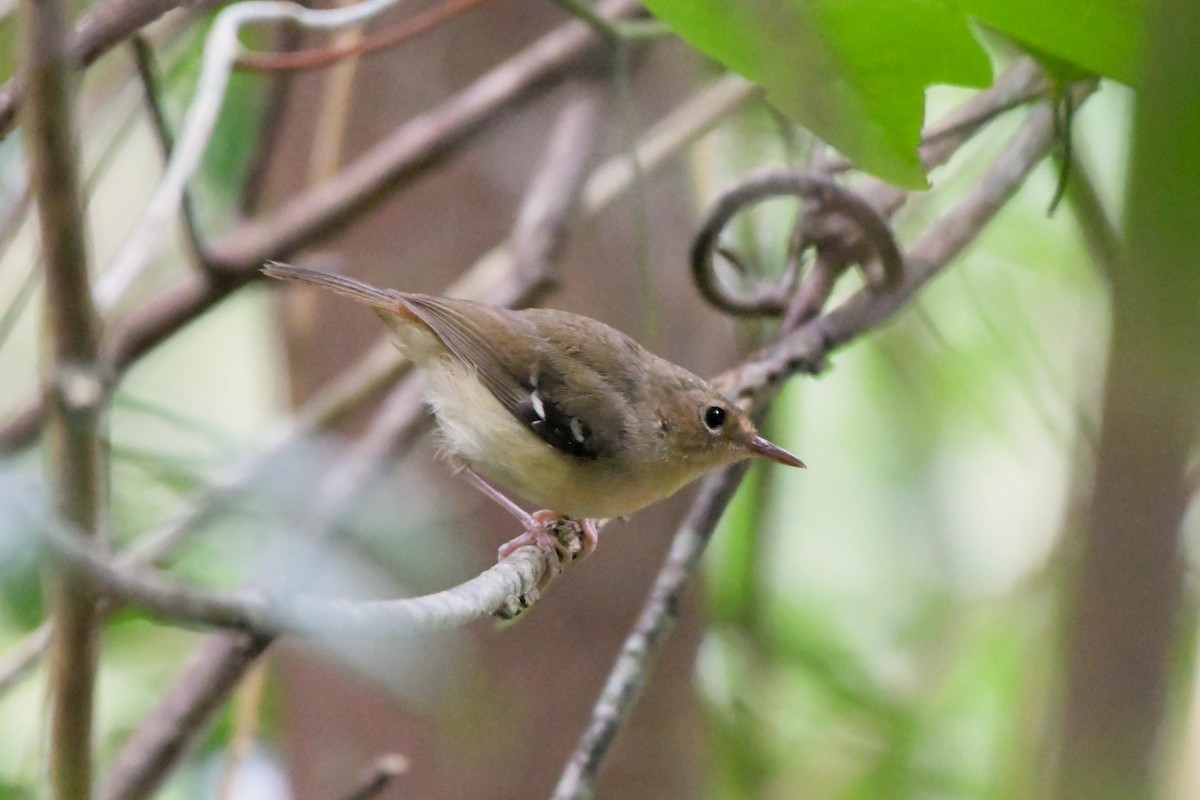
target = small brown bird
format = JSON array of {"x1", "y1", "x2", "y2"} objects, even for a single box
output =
[{"x1": 264, "y1": 262, "x2": 803, "y2": 574}]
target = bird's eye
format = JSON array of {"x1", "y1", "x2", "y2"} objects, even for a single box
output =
[{"x1": 702, "y1": 405, "x2": 727, "y2": 431}]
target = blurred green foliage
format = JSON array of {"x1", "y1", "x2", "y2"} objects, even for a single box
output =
[
  {"x1": 696, "y1": 79, "x2": 1131, "y2": 797},
  {"x1": 643, "y1": 0, "x2": 1142, "y2": 189},
  {"x1": 643, "y1": 0, "x2": 993, "y2": 188}
]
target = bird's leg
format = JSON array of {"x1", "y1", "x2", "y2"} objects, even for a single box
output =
[
  {"x1": 459, "y1": 469, "x2": 596, "y2": 577},
  {"x1": 460, "y1": 466, "x2": 534, "y2": 524}
]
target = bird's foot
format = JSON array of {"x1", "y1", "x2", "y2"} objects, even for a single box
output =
[
  {"x1": 458, "y1": 467, "x2": 600, "y2": 588},
  {"x1": 498, "y1": 512, "x2": 599, "y2": 588}
]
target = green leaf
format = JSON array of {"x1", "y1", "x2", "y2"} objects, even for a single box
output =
[
  {"x1": 961, "y1": 0, "x2": 1144, "y2": 85},
  {"x1": 641, "y1": 0, "x2": 993, "y2": 187}
]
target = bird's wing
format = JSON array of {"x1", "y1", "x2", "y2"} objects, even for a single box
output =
[
  {"x1": 396, "y1": 294, "x2": 611, "y2": 461},
  {"x1": 396, "y1": 294, "x2": 531, "y2": 408}
]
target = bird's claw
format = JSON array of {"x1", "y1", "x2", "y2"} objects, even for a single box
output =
[{"x1": 497, "y1": 512, "x2": 599, "y2": 590}]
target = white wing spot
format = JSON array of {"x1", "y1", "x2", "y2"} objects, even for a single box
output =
[
  {"x1": 530, "y1": 391, "x2": 546, "y2": 421},
  {"x1": 570, "y1": 417, "x2": 587, "y2": 444}
]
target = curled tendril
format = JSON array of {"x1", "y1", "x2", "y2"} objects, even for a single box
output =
[{"x1": 690, "y1": 169, "x2": 905, "y2": 326}]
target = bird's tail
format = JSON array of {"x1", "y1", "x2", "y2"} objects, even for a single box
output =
[{"x1": 262, "y1": 261, "x2": 401, "y2": 310}]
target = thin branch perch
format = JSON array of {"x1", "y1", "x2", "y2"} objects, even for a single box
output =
[{"x1": 37, "y1": 510, "x2": 551, "y2": 636}]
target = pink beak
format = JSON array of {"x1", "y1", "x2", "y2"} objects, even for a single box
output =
[{"x1": 748, "y1": 434, "x2": 806, "y2": 468}]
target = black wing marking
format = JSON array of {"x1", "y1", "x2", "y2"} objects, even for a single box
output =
[{"x1": 514, "y1": 388, "x2": 599, "y2": 460}]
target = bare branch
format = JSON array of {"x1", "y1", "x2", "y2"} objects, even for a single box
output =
[
  {"x1": 551, "y1": 465, "x2": 748, "y2": 800},
  {"x1": 37, "y1": 509, "x2": 552, "y2": 636},
  {"x1": 99, "y1": 633, "x2": 274, "y2": 800},
  {"x1": 20, "y1": 0, "x2": 105, "y2": 794},
  {"x1": 690, "y1": 170, "x2": 905, "y2": 318},
  {"x1": 129, "y1": 35, "x2": 210, "y2": 271}
]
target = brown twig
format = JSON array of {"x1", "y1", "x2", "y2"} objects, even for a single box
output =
[
  {"x1": 550, "y1": 86, "x2": 1091, "y2": 800},
  {"x1": 129, "y1": 35, "x2": 211, "y2": 270},
  {"x1": 551, "y1": 465, "x2": 749, "y2": 799},
  {"x1": 19, "y1": 0, "x2": 104, "y2": 796},
  {"x1": 690, "y1": 170, "x2": 905, "y2": 319},
  {"x1": 99, "y1": 633, "x2": 274, "y2": 800},
  {"x1": 237, "y1": 0, "x2": 495, "y2": 72},
  {"x1": 37, "y1": 504, "x2": 551, "y2": 636}
]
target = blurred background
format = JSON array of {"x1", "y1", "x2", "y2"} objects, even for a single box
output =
[{"x1": 1, "y1": 0, "x2": 1196, "y2": 799}]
